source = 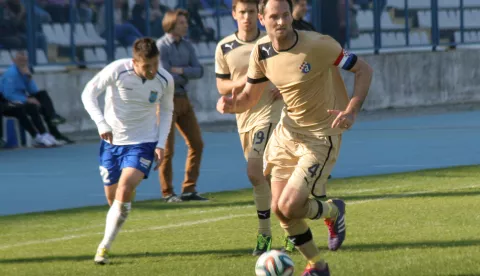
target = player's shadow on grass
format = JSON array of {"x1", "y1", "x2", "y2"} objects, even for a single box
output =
[
  {"x1": 338, "y1": 189, "x2": 480, "y2": 202},
  {"x1": 0, "y1": 248, "x2": 253, "y2": 264},
  {"x1": 2, "y1": 239, "x2": 480, "y2": 264},
  {"x1": 133, "y1": 199, "x2": 254, "y2": 211},
  {"x1": 338, "y1": 239, "x2": 480, "y2": 252}
]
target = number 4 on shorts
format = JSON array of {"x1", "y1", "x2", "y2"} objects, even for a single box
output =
[{"x1": 308, "y1": 163, "x2": 320, "y2": 178}]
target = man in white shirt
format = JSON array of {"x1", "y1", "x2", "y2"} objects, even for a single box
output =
[{"x1": 81, "y1": 37, "x2": 174, "y2": 265}]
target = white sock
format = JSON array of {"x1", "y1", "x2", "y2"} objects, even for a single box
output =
[{"x1": 98, "y1": 200, "x2": 131, "y2": 250}]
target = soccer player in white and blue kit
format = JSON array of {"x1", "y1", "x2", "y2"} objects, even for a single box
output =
[{"x1": 81, "y1": 38, "x2": 174, "y2": 265}]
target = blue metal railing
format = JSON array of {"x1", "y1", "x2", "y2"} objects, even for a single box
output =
[{"x1": 13, "y1": 0, "x2": 480, "y2": 68}]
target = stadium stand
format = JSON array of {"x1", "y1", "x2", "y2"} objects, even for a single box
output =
[{"x1": 0, "y1": 0, "x2": 478, "y2": 67}]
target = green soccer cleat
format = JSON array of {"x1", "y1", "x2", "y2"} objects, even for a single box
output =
[
  {"x1": 252, "y1": 234, "x2": 272, "y2": 256},
  {"x1": 94, "y1": 247, "x2": 109, "y2": 265},
  {"x1": 281, "y1": 235, "x2": 296, "y2": 253}
]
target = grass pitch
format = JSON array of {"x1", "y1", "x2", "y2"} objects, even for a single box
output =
[{"x1": 1, "y1": 165, "x2": 479, "y2": 276}]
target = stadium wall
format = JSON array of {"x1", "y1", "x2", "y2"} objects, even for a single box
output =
[{"x1": 34, "y1": 49, "x2": 480, "y2": 133}]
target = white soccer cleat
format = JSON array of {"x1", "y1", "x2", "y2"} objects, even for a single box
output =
[{"x1": 94, "y1": 247, "x2": 109, "y2": 265}]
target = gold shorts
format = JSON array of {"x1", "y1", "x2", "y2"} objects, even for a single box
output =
[
  {"x1": 263, "y1": 124, "x2": 342, "y2": 197},
  {"x1": 239, "y1": 123, "x2": 276, "y2": 161}
]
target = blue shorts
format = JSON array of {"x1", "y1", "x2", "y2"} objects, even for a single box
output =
[{"x1": 98, "y1": 140, "x2": 157, "y2": 186}]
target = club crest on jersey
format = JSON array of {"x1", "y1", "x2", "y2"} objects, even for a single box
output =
[
  {"x1": 299, "y1": 61, "x2": 311, "y2": 74},
  {"x1": 149, "y1": 91, "x2": 158, "y2": 103}
]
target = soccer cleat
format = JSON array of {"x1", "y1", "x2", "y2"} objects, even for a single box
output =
[
  {"x1": 94, "y1": 247, "x2": 109, "y2": 265},
  {"x1": 324, "y1": 199, "x2": 346, "y2": 251},
  {"x1": 252, "y1": 234, "x2": 272, "y2": 256},
  {"x1": 281, "y1": 235, "x2": 296, "y2": 253},
  {"x1": 302, "y1": 263, "x2": 330, "y2": 276}
]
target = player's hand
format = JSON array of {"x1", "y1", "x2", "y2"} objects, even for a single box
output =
[
  {"x1": 26, "y1": 97, "x2": 40, "y2": 106},
  {"x1": 327, "y1": 109, "x2": 355, "y2": 130},
  {"x1": 171, "y1": 67, "x2": 184, "y2": 75},
  {"x1": 153, "y1": 147, "x2": 164, "y2": 171},
  {"x1": 216, "y1": 89, "x2": 238, "y2": 114},
  {"x1": 270, "y1": 88, "x2": 282, "y2": 101},
  {"x1": 100, "y1": 131, "x2": 113, "y2": 143}
]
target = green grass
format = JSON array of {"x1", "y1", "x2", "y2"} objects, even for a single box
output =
[{"x1": 1, "y1": 165, "x2": 479, "y2": 276}]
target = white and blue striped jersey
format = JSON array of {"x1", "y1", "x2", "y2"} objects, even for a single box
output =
[{"x1": 81, "y1": 58, "x2": 174, "y2": 149}]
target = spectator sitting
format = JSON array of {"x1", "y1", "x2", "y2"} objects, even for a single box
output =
[
  {"x1": 77, "y1": 0, "x2": 93, "y2": 23},
  {"x1": 150, "y1": 0, "x2": 170, "y2": 37},
  {"x1": 2, "y1": 0, "x2": 48, "y2": 54},
  {"x1": 131, "y1": 0, "x2": 170, "y2": 38},
  {"x1": 292, "y1": 0, "x2": 315, "y2": 31},
  {"x1": 37, "y1": 0, "x2": 69, "y2": 23},
  {"x1": 0, "y1": 92, "x2": 57, "y2": 148},
  {"x1": 96, "y1": 0, "x2": 143, "y2": 47},
  {"x1": 0, "y1": 51, "x2": 74, "y2": 145},
  {"x1": 183, "y1": 0, "x2": 215, "y2": 43},
  {"x1": 19, "y1": 0, "x2": 52, "y2": 23},
  {"x1": 0, "y1": 0, "x2": 27, "y2": 49}
]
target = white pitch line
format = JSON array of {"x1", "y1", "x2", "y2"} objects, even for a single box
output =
[
  {"x1": 65, "y1": 204, "x2": 259, "y2": 233},
  {"x1": 0, "y1": 214, "x2": 251, "y2": 250},
  {"x1": 373, "y1": 164, "x2": 429, "y2": 168},
  {"x1": 1, "y1": 184, "x2": 478, "y2": 250}
]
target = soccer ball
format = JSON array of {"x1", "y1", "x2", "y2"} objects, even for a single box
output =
[{"x1": 255, "y1": 250, "x2": 295, "y2": 276}]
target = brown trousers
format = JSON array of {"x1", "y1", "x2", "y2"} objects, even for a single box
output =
[{"x1": 159, "y1": 96, "x2": 204, "y2": 197}]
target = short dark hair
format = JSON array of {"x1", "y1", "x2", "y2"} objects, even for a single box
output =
[
  {"x1": 232, "y1": 0, "x2": 259, "y2": 11},
  {"x1": 162, "y1": 9, "x2": 189, "y2": 33},
  {"x1": 258, "y1": 0, "x2": 293, "y2": 14},
  {"x1": 132, "y1": 37, "x2": 159, "y2": 60}
]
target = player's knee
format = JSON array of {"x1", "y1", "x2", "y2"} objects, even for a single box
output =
[
  {"x1": 116, "y1": 183, "x2": 136, "y2": 197},
  {"x1": 271, "y1": 201, "x2": 281, "y2": 217},
  {"x1": 278, "y1": 196, "x2": 299, "y2": 219}
]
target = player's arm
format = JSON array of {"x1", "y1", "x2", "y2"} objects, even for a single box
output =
[
  {"x1": 156, "y1": 71, "x2": 174, "y2": 150},
  {"x1": 216, "y1": 44, "x2": 269, "y2": 114},
  {"x1": 214, "y1": 43, "x2": 246, "y2": 95},
  {"x1": 328, "y1": 38, "x2": 373, "y2": 127},
  {"x1": 216, "y1": 77, "x2": 246, "y2": 96},
  {"x1": 216, "y1": 78, "x2": 268, "y2": 114},
  {"x1": 336, "y1": 52, "x2": 373, "y2": 116},
  {"x1": 153, "y1": 70, "x2": 174, "y2": 170},
  {"x1": 81, "y1": 62, "x2": 116, "y2": 136}
]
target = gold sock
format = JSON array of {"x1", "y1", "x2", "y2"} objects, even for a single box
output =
[
  {"x1": 321, "y1": 200, "x2": 339, "y2": 219},
  {"x1": 253, "y1": 183, "x2": 272, "y2": 236},
  {"x1": 306, "y1": 199, "x2": 339, "y2": 219},
  {"x1": 297, "y1": 240, "x2": 322, "y2": 263}
]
